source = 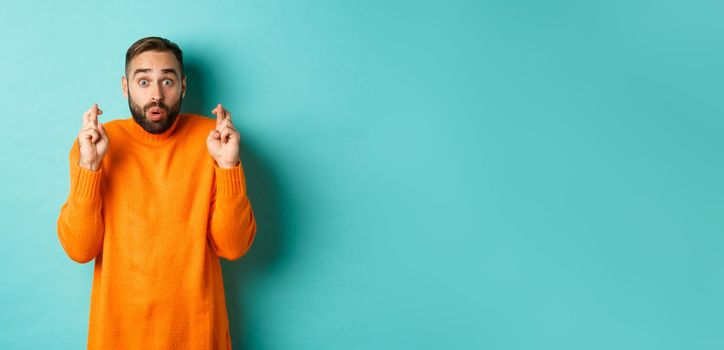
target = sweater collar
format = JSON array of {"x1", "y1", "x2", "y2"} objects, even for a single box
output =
[{"x1": 125, "y1": 114, "x2": 183, "y2": 144}]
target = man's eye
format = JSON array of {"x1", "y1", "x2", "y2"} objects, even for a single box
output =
[
  {"x1": 163, "y1": 79, "x2": 173, "y2": 86},
  {"x1": 139, "y1": 80, "x2": 148, "y2": 86}
]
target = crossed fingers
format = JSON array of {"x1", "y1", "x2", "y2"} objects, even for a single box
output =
[
  {"x1": 212, "y1": 104, "x2": 239, "y2": 144},
  {"x1": 79, "y1": 103, "x2": 104, "y2": 145}
]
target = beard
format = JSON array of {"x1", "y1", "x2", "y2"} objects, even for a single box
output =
[{"x1": 128, "y1": 94, "x2": 183, "y2": 134}]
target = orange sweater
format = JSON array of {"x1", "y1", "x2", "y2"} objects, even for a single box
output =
[{"x1": 57, "y1": 113, "x2": 256, "y2": 350}]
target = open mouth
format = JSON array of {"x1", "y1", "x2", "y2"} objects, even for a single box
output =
[{"x1": 147, "y1": 107, "x2": 166, "y2": 121}]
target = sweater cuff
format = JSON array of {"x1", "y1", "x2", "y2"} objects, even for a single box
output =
[
  {"x1": 72, "y1": 163, "x2": 102, "y2": 200},
  {"x1": 215, "y1": 164, "x2": 246, "y2": 197}
]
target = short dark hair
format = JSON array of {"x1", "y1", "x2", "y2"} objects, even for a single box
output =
[{"x1": 125, "y1": 36, "x2": 184, "y2": 77}]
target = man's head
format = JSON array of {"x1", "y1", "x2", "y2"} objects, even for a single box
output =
[{"x1": 122, "y1": 37, "x2": 186, "y2": 134}]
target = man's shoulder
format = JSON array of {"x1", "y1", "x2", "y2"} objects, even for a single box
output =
[
  {"x1": 180, "y1": 113, "x2": 216, "y2": 129},
  {"x1": 100, "y1": 118, "x2": 129, "y2": 133}
]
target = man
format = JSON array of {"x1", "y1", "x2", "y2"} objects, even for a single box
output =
[{"x1": 57, "y1": 37, "x2": 256, "y2": 349}]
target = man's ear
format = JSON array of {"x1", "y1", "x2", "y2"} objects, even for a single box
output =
[
  {"x1": 121, "y1": 76, "x2": 128, "y2": 98},
  {"x1": 181, "y1": 75, "x2": 187, "y2": 98}
]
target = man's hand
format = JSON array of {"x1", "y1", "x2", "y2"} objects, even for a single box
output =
[
  {"x1": 207, "y1": 104, "x2": 240, "y2": 168},
  {"x1": 77, "y1": 103, "x2": 109, "y2": 171}
]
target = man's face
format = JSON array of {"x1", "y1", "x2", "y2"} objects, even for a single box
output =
[{"x1": 122, "y1": 50, "x2": 186, "y2": 134}]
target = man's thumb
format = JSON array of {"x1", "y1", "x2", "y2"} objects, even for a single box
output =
[{"x1": 207, "y1": 129, "x2": 221, "y2": 141}]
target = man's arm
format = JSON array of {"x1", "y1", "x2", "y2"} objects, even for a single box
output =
[
  {"x1": 57, "y1": 104, "x2": 109, "y2": 263},
  {"x1": 57, "y1": 139, "x2": 105, "y2": 263},
  {"x1": 207, "y1": 164, "x2": 257, "y2": 260},
  {"x1": 206, "y1": 104, "x2": 256, "y2": 260}
]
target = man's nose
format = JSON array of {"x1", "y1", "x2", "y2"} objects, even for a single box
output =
[{"x1": 151, "y1": 82, "x2": 164, "y2": 102}]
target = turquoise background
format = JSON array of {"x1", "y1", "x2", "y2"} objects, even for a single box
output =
[{"x1": 1, "y1": 0, "x2": 723, "y2": 349}]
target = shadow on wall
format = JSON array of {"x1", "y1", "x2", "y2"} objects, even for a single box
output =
[{"x1": 183, "y1": 56, "x2": 289, "y2": 349}]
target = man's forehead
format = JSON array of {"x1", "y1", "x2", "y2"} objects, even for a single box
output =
[{"x1": 128, "y1": 51, "x2": 181, "y2": 76}]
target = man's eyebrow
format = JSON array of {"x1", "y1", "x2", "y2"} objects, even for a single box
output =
[
  {"x1": 132, "y1": 68, "x2": 151, "y2": 77},
  {"x1": 161, "y1": 68, "x2": 178, "y2": 76},
  {"x1": 132, "y1": 68, "x2": 179, "y2": 77}
]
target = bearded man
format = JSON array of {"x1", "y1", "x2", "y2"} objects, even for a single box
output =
[{"x1": 57, "y1": 36, "x2": 256, "y2": 350}]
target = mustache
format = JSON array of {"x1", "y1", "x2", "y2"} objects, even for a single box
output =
[{"x1": 144, "y1": 101, "x2": 170, "y2": 112}]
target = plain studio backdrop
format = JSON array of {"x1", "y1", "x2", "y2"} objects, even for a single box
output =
[{"x1": 0, "y1": 1, "x2": 723, "y2": 349}]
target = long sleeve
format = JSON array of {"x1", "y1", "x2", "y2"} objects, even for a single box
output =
[
  {"x1": 56, "y1": 140, "x2": 105, "y2": 264},
  {"x1": 207, "y1": 163, "x2": 257, "y2": 261}
]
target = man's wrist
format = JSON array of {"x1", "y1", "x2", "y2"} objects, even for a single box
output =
[
  {"x1": 216, "y1": 160, "x2": 240, "y2": 169},
  {"x1": 78, "y1": 161, "x2": 100, "y2": 171}
]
